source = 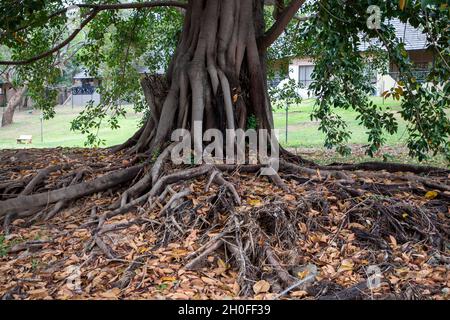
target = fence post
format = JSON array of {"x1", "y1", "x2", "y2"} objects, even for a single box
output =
[
  {"x1": 40, "y1": 114, "x2": 44, "y2": 143},
  {"x1": 285, "y1": 102, "x2": 289, "y2": 144}
]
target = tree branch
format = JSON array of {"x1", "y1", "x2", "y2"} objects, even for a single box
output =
[
  {"x1": 0, "y1": 1, "x2": 186, "y2": 41},
  {"x1": 0, "y1": 1, "x2": 187, "y2": 66},
  {"x1": 258, "y1": 0, "x2": 306, "y2": 51},
  {"x1": 0, "y1": 10, "x2": 98, "y2": 66},
  {"x1": 77, "y1": 1, "x2": 187, "y2": 11},
  {"x1": 273, "y1": 0, "x2": 286, "y2": 20}
]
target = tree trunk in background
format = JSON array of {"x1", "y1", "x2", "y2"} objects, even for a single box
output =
[
  {"x1": 117, "y1": 0, "x2": 274, "y2": 154},
  {"x1": 1, "y1": 87, "x2": 27, "y2": 127},
  {"x1": 57, "y1": 88, "x2": 69, "y2": 105}
]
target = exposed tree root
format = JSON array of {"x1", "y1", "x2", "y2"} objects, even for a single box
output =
[
  {"x1": 0, "y1": 149, "x2": 449, "y2": 300},
  {"x1": 21, "y1": 165, "x2": 68, "y2": 196},
  {"x1": 0, "y1": 164, "x2": 143, "y2": 217},
  {"x1": 185, "y1": 240, "x2": 223, "y2": 270},
  {"x1": 1, "y1": 148, "x2": 448, "y2": 299}
]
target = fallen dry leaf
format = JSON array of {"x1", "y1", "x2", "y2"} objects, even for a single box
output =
[
  {"x1": 248, "y1": 199, "x2": 263, "y2": 207},
  {"x1": 99, "y1": 288, "x2": 121, "y2": 299},
  {"x1": 253, "y1": 280, "x2": 271, "y2": 294},
  {"x1": 425, "y1": 191, "x2": 439, "y2": 200},
  {"x1": 338, "y1": 259, "x2": 354, "y2": 273},
  {"x1": 290, "y1": 290, "x2": 308, "y2": 298}
]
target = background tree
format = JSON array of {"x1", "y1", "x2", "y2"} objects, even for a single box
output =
[
  {"x1": 0, "y1": 69, "x2": 28, "y2": 127},
  {"x1": 0, "y1": 31, "x2": 86, "y2": 126},
  {"x1": 0, "y1": 48, "x2": 28, "y2": 127}
]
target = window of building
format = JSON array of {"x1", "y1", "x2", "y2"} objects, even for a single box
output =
[{"x1": 298, "y1": 65, "x2": 314, "y2": 88}]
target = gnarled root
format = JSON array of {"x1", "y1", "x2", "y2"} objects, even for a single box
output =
[{"x1": 0, "y1": 148, "x2": 448, "y2": 299}]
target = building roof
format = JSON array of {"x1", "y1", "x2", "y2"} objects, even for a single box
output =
[
  {"x1": 359, "y1": 19, "x2": 428, "y2": 52},
  {"x1": 390, "y1": 19, "x2": 428, "y2": 50}
]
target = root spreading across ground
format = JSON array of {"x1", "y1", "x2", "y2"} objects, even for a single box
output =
[{"x1": 0, "y1": 148, "x2": 448, "y2": 300}]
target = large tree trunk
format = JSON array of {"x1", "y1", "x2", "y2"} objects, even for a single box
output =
[
  {"x1": 1, "y1": 87, "x2": 27, "y2": 127},
  {"x1": 117, "y1": 0, "x2": 273, "y2": 154}
]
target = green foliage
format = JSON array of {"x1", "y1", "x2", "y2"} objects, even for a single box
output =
[
  {"x1": 300, "y1": 0, "x2": 449, "y2": 160},
  {"x1": 269, "y1": 78, "x2": 303, "y2": 110},
  {"x1": 0, "y1": 235, "x2": 7, "y2": 257},
  {"x1": 70, "y1": 100, "x2": 108, "y2": 147},
  {"x1": 1, "y1": 0, "x2": 72, "y2": 118},
  {"x1": 246, "y1": 114, "x2": 258, "y2": 130},
  {"x1": 0, "y1": 235, "x2": 24, "y2": 258},
  {"x1": 69, "y1": 7, "x2": 182, "y2": 144}
]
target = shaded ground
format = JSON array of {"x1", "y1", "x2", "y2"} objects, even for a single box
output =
[
  {"x1": 290, "y1": 145, "x2": 449, "y2": 168},
  {"x1": 0, "y1": 148, "x2": 449, "y2": 300}
]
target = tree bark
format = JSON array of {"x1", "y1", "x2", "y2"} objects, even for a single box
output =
[
  {"x1": 1, "y1": 86, "x2": 27, "y2": 127},
  {"x1": 120, "y1": 0, "x2": 273, "y2": 154}
]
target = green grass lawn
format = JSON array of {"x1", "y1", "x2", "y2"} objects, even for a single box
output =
[
  {"x1": 0, "y1": 98, "x2": 448, "y2": 167},
  {"x1": 0, "y1": 105, "x2": 143, "y2": 149},
  {"x1": 273, "y1": 97, "x2": 408, "y2": 148}
]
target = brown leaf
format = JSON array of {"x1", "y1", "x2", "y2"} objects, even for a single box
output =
[
  {"x1": 253, "y1": 280, "x2": 271, "y2": 294},
  {"x1": 201, "y1": 276, "x2": 216, "y2": 285},
  {"x1": 28, "y1": 288, "x2": 49, "y2": 299},
  {"x1": 338, "y1": 259, "x2": 354, "y2": 273},
  {"x1": 99, "y1": 288, "x2": 121, "y2": 299},
  {"x1": 389, "y1": 235, "x2": 398, "y2": 248}
]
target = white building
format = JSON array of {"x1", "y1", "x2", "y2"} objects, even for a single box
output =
[
  {"x1": 288, "y1": 19, "x2": 433, "y2": 98},
  {"x1": 71, "y1": 71, "x2": 102, "y2": 106}
]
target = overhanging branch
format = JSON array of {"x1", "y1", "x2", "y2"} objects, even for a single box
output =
[
  {"x1": 0, "y1": 1, "x2": 187, "y2": 66},
  {"x1": 258, "y1": 0, "x2": 306, "y2": 51},
  {"x1": 77, "y1": 1, "x2": 187, "y2": 11},
  {"x1": 0, "y1": 10, "x2": 99, "y2": 66}
]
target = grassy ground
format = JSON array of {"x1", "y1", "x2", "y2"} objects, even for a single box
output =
[
  {"x1": 273, "y1": 97, "x2": 408, "y2": 147},
  {"x1": 0, "y1": 98, "x2": 448, "y2": 167},
  {"x1": 0, "y1": 105, "x2": 143, "y2": 149}
]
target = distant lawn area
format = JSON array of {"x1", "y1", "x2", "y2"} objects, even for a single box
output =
[
  {"x1": 273, "y1": 97, "x2": 408, "y2": 148},
  {"x1": 0, "y1": 105, "x2": 143, "y2": 149},
  {"x1": 0, "y1": 97, "x2": 448, "y2": 167}
]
